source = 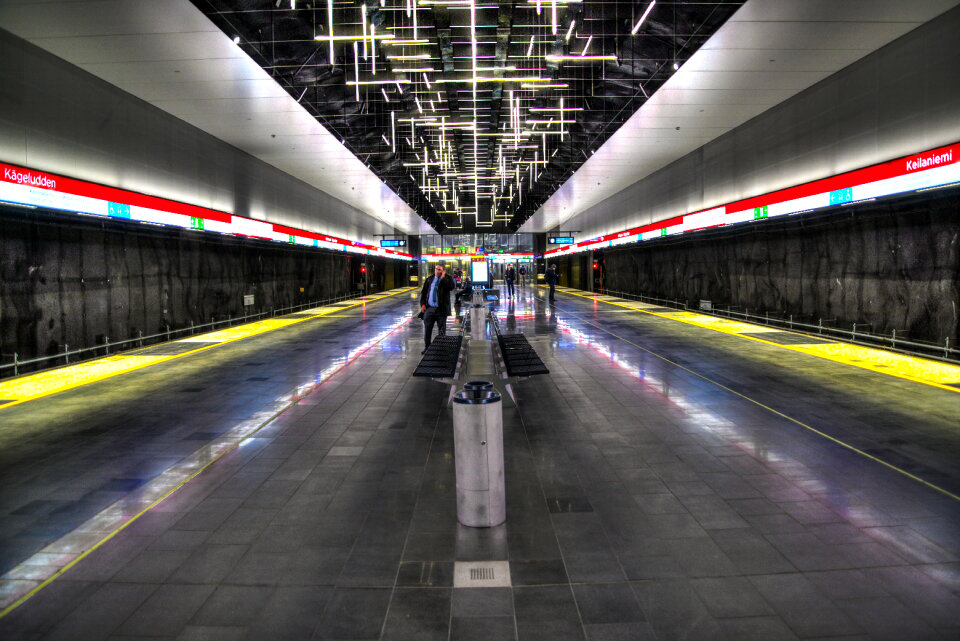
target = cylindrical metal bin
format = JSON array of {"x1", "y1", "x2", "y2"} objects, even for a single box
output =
[
  {"x1": 452, "y1": 382, "x2": 505, "y2": 527},
  {"x1": 469, "y1": 305, "x2": 486, "y2": 341}
]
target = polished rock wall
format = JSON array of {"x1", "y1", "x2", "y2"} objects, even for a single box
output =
[
  {"x1": 0, "y1": 208, "x2": 382, "y2": 360},
  {"x1": 603, "y1": 191, "x2": 960, "y2": 344}
]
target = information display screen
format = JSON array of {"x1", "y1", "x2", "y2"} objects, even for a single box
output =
[
  {"x1": 471, "y1": 260, "x2": 488, "y2": 284},
  {"x1": 549, "y1": 236, "x2": 575, "y2": 244},
  {"x1": 380, "y1": 239, "x2": 406, "y2": 248}
]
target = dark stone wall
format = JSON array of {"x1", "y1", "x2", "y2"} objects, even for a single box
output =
[
  {"x1": 602, "y1": 190, "x2": 960, "y2": 343},
  {"x1": 0, "y1": 207, "x2": 397, "y2": 360},
  {"x1": 553, "y1": 253, "x2": 592, "y2": 291}
]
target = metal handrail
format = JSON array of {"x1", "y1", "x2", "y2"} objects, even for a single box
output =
[
  {"x1": 597, "y1": 288, "x2": 959, "y2": 365},
  {"x1": 1, "y1": 290, "x2": 370, "y2": 379}
]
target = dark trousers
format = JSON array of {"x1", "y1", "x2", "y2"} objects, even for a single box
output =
[
  {"x1": 506, "y1": 279, "x2": 515, "y2": 297},
  {"x1": 548, "y1": 283, "x2": 555, "y2": 301},
  {"x1": 422, "y1": 306, "x2": 446, "y2": 348}
]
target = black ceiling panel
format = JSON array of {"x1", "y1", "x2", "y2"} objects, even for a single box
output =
[{"x1": 191, "y1": 0, "x2": 744, "y2": 233}]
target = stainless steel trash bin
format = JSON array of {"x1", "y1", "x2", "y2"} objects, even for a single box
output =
[
  {"x1": 452, "y1": 382, "x2": 505, "y2": 527},
  {"x1": 469, "y1": 305, "x2": 486, "y2": 340}
]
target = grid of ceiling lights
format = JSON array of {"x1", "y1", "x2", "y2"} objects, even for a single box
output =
[{"x1": 297, "y1": 0, "x2": 658, "y2": 229}]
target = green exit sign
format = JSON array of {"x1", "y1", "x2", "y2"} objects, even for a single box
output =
[
  {"x1": 753, "y1": 206, "x2": 768, "y2": 219},
  {"x1": 190, "y1": 217, "x2": 204, "y2": 230},
  {"x1": 288, "y1": 235, "x2": 295, "y2": 243}
]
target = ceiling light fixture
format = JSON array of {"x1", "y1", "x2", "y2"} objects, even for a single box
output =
[
  {"x1": 386, "y1": 53, "x2": 431, "y2": 60},
  {"x1": 631, "y1": 0, "x2": 656, "y2": 35},
  {"x1": 579, "y1": 35, "x2": 592, "y2": 57},
  {"x1": 545, "y1": 54, "x2": 617, "y2": 62}
]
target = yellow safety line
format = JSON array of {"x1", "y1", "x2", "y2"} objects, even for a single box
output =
[
  {"x1": 0, "y1": 308, "x2": 411, "y2": 619},
  {"x1": 563, "y1": 311, "x2": 960, "y2": 504},
  {"x1": 0, "y1": 288, "x2": 416, "y2": 410},
  {"x1": 549, "y1": 287, "x2": 960, "y2": 393}
]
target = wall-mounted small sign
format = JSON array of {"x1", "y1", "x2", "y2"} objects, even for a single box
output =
[
  {"x1": 380, "y1": 239, "x2": 407, "y2": 248},
  {"x1": 243, "y1": 294, "x2": 255, "y2": 306}
]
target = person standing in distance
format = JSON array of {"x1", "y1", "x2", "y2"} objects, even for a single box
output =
[
  {"x1": 518, "y1": 264, "x2": 527, "y2": 287},
  {"x1": 545, "y1": 264, "x2": 558, "y2": 303},
  {"x1": 504, "y1": 263, "x2": 516, "y2": 298},
  {"x1": 419, "y1": 264, "x2": 455, "y2": 353}
]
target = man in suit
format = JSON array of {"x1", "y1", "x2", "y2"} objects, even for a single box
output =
[{"x1": 420, "y1": 263, "x2": 455, "y2": 353}]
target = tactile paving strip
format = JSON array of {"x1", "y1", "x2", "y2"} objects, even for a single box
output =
[
  {"x1": 640, "y1": 306, "x2": 684, "y2": 313},
  {"x1": 133, "y1": 341, "x2": 222, "y2": 355},
  {"x1": 738, "y1": 331, "x2": 834, "y2": 345}
]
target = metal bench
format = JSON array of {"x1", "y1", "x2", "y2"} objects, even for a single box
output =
[
  {"x1": 490, "y1": 315, "x2": 549, "y2": 377},
  {"x1": 413, "y1": 315, "x2": 467, "y2": 379}
]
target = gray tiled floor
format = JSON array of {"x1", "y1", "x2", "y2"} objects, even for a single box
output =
[{"x1": 1, "y1": 285, "x2": 959, "y2": 640}]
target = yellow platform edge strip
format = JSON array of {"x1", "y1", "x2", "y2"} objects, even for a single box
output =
[
  {"x1": 0, "y1": 288, "x2": 416, "y2": 409},
  {"x1": 551, "y1": 287, "x2": 960, "y2": 393}
]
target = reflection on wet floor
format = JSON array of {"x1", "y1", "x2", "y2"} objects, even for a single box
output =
[{"x1": 1, "y1": 284, "x2": 958, "y2": 639}]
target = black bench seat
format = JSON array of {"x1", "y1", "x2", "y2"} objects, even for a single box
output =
[
  {"x1": 413, "y1": 332, "x2": 464, "y2": 378},
  {"x1": 488, "y1": 311, "x2": 549, "y2": 377}
]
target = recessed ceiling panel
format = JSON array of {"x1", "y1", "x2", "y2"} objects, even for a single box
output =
[{"x1": 188, "y1": 0, "x2": 746, "y2": 232}]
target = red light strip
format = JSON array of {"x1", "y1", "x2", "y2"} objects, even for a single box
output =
[
  {"x1": 547, "y1": 142, "x2": 959, "y2": 256},
  {"x1": 0, "y1": 162, "x2": 411, "y2": 259}
]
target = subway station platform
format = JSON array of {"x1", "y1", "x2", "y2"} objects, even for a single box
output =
[{"x1": 1, "y1": 284, "x2": 959, "y2": 641}]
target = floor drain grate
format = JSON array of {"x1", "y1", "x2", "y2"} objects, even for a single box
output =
[
  {"x1": 453, "y1": 561, "x2": 511, "y2": 588},
  {"x1": 471, "y1": 567, "x2": 495, "y2": 581}
]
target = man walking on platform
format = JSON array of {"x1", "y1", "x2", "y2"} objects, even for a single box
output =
[
  {"x1": 419, "y1": 264, "x2": 455, "y2": 353},
  {"x1": 504, "y1": 263, "x2": 516, "y2": 298},
  {"x1": 545, "y1": 264, "x2": 558, "y2": 303}
]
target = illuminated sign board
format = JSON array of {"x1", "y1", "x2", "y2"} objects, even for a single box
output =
[
  {"x1": 545, "y1": 142, "x2": 960, "y2": 257},
  {"x1": 379, "y1": 239, "x2": 407, "y2": 248},
  {"x1": 549, "y1": 236, "x2": 575, "y2": 244},
  {"x1": 0, "y1": 162, "x2": 412, "y2": 260},
  {"x1": 471, "y1": 258, "x2": 488, "y2": 283}
]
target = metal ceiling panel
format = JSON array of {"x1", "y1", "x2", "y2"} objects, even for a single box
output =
[
  {"x1": 0, "y1": 0, "x2": 427, "y2": 236},
  {"x1": 3, "y1": 0, "x2": 955, "y2": 237},
  {"x1": 520, "y1": 0, "x2": 957, "y2": 234}
]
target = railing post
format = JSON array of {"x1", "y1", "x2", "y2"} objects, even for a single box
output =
[
  {"x1": 789, "y1": 314, "x2": 793, "y2": 329},
  {"x1": 852, "y1": 323, "x2": 857, "y2": 341},
  {"x1": 105, "y1": 336, "x2": 110, "y2": 355},
  {"x1": 64, "y1": 343, "x2": 69, "y2": 364},
  {"x1": 139, "y1": 330, "x2": 143, "y2": 347},
  {"x1": 818, "y1": 318, "x2": 822, "y2": 334},
  {"x1": 189, "y1": 320, "x2": 194, "y2": 335},
  {"x1": 166, "y1": 324, "x2": 170, "y2": 342},
  {"x1": 891, "y1": 329, "x2": 896, "y2": 349},
  {"x1": 13, "y1": 352, "x2": 18, "y2": 377},
  {"x1": 946, "y1": 337, "x2": 951, "y2": 359}
]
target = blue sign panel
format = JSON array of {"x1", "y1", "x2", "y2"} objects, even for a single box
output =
[{"x1": 829, "y1": 188, "x2": 853, "y2": 205}]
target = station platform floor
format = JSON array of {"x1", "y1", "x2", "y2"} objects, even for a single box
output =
[{"x1": 0, "y1": 284, "x2": 958, "y2": 641}]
